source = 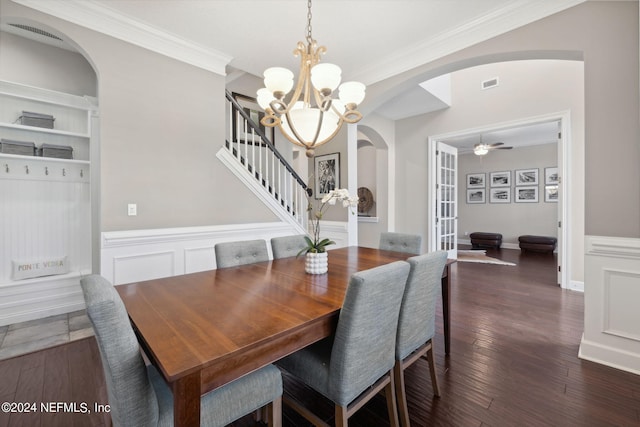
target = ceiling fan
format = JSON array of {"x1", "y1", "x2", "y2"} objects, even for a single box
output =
[{"x1": 473, "y1": 140, "x2": 513, "y2": 156}]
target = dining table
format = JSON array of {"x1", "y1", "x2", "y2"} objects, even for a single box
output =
[{"x1": 116, "y1": 246, "x2": 454, "y2": 427}]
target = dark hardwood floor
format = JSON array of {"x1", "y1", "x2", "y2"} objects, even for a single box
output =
[{"x1": 1, "y1": 248, "x2": 639, "y2": 426}]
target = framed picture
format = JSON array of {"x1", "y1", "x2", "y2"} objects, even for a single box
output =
[
  {"x1": 490, "y1": 187, "x2": 511, "y2": 203},
  {"x1": 466, "y1": 188, "x2": 485, "y2": 204},
  {"x1": 490, "y1": 171, "x2": 511, "y2": 187},
  {"x1": 515, "y1": 168, "x2": 539, "y2": 186},
  {"x1": 466, "y1": 173, "x2": 485, "y2": 188},
  {"x1": 545, "y1": 185, "x2": 558, "y2": 202},
  {"x1": 515, "y1": 186, "x2": 539, "y2": 203},
  {"x1": 231, "y1": 92, "x2": 274, "y2": 144},
  {"x1": 545, "y1": 167, "x2": 559, "y2": 185},
  {"x1": 314, "y1": 153, "x2": 340, "y2": 198}
]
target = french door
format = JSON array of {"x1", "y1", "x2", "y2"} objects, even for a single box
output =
[{"x1": 436, "y1": 142, "x2": 458, "y2": 258}]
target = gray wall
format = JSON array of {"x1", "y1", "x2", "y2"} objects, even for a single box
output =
[
  {"x1": 368, "y1": 1, "x2": 639, "y2": 239},
  {"x1": 0, "y1": 31, "x2": 97, "y2": 96},
  {"x1": 458, "y1": 144, "x2": 558, "y2": 246},
  {"x1": 2, "y1": 0, "x2": 277, "y2": 232}
]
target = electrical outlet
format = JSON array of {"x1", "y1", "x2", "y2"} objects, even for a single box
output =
[
  {"x1": 128, "y1": 203, "x2": 137, "y2": 216},
  {"x1": 464, "y1": 231, "x2": 469, "y2": 236}
]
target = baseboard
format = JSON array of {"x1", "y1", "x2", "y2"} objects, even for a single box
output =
[
  {"x1": 569, "y1": 280, "x2": 584, "y2": 292},
  {"x1": 579, "y1": 334, "x2": 640, "y2": 376},
  {"x1": 0, "y1": 271, "x2": 88, "y2": 327}
]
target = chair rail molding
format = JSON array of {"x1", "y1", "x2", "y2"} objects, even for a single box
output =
[{"x1": 579, "y1": 235, "x2": 640, "y2": 375}]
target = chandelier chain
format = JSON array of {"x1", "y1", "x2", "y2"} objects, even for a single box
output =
[{"x1": 306, "y1": 0, "x2": 313, "y2": 44}]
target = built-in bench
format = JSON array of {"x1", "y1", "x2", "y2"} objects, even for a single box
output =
[
  {"x1": 518, "y1": 235, "x2": 557, "y2": 253},
  {"x1": 469, "y1": 232, "x2": 502, "y2": 249}
]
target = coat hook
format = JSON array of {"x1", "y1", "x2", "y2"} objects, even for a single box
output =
[
  {"x1": 62, "y1": 168, "x2": 66, "y2": 177},
  {"x1": 45, "y1": 166, "x2": 49, "y2": 176},
  {"x1": 80, "y1": 169, "x2": 84, "y2": 178},
  {"x1": 25, "y1": 165, "x2": 29, "y2": 175},
  {"x1": 4, "y1": 164, "x2": 8, "y2": 173}
]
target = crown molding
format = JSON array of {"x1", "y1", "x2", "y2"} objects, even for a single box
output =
[
  {"x1": 355, "y1": 0, "x2": 588, "y2": 85},
  {"x1": 11, "y1": 0, "x2": 232, "y2": 76}
]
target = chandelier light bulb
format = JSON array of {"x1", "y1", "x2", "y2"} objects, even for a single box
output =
[
  {"x1": 256, "y1": 88, "x2": 275, "y2": 110},
  {"x1": 263, "y1": 67, "x2": 294, "y2": 97},
  {"x1": 311, "y1": 63, "x2": 342, "y2": 94},
  {"x1": 338, "y1": 81, "x2": 366, "y2": 107}
]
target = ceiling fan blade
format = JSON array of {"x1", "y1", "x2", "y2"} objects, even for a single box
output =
[
  {"x1": 495, "y1": 146, "x2": 513, "y2": 150},
  {"x1": 488, "y1": 142, "x2": 504, "y2": 148}
]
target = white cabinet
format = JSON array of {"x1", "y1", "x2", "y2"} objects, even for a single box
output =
[{"x1": 0, "y1": 80, "x2": 97, "y2": 326}]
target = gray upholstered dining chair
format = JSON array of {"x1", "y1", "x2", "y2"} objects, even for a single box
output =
[
  {"x1": 80, "y1": 274, "x2": 283, "y2": 427},
  {"x1": 394, "y1": 251, "x2": 448, "y2": 427},
  {"x1": 379, "y1": 232, "x2": 422, "y2": 255},
  {"x1": 271, "y1": 234, "x2": 308, "y2": 259},
  {"x1": 277, "y1": 261, "x2": 411, "y2": 427},
  {"x1": 215, "y1": 239, "x2": 269, "y2": 268}
]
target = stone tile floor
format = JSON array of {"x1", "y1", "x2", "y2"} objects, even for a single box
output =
[{"x1": 0, "y1": 310, "x2": 94, "y2": 360}]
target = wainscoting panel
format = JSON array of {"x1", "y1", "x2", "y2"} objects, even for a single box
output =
[
  {"x1": 101, "y1": 222, "x2": 305, "y2": 285},
  {"x1": 112, "y1": 251, "x2": 176, "y2": 285},
  {"x1": 579, "y1": 235, "x2": 640, "y2": 375}
]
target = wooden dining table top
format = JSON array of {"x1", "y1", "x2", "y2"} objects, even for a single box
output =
[{"x1": 115, "y1": 246, "x2": 414, "y2": 391}]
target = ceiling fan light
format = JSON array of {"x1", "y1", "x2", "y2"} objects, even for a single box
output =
[
  {"x1": 311, "y1": 63, "x2": 342, "y2": 93},
  {"x1": 474, "y1": 145, "x2": 489, "y2": 156},
  {"x1": 264, "y1": 67, "x2": 294, "y2": 96}
]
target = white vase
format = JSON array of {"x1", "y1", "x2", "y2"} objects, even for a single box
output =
[{"x1": 305, "y1": 252, "x2": 328, "y2": 274}]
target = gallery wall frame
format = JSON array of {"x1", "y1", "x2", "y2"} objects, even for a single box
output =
[
  {"x1": 545, "y1": 167, "x2": 559, "y2": 185},
  {"x1": 545, "y1": 185, "x2": 558, "y2": 202},
  {"x1": 314, "y1": 152, "x2": 340, "y2": 199},
  {"x1": 490, "y1": 171, "x2": 511, "y2": 187},
  {"x1": 515, "y1": 168, "x2": 539, "y2": 186},
  {"x1": 490, "y1": 187, "x2": 511, "y2": 203},
  {"x1": 466, "y1": 188, "x2": 485, "y2": 204},
  {"x1": 467, "y1": 173, "x2": 485, "y2": 188},
  {"x1": 515, "y1": 186, "x2": 539, "y2": 203}
]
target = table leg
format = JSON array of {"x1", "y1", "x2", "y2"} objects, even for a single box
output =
[
  {"x1": 172, "y1": 371, "x2": 201, "y2": 427},
  {"x1": 441, "y1": 264, "x2": 451, "y2": 355}
]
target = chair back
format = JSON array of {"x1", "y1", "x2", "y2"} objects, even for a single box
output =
[
  {"x1": 379, "y1": 232, "x2": 422, "y2": 255},
  {"x1": 271, "y1": 235, "x2": 308, "y2": 259},
  {"x1": 80, "y1": 275, "x2": 159, "y2": 427},
  {"x1": 396, "y1": 251, "x2": 448, "y2": 360},
  {"x1": 215, "y1": 239, "x2": 269, "y2": 268},
  {"x1": 329, "y1": 261, "x2": 410, "y2": 405}
]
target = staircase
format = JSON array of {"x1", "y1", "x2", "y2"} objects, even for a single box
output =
[{"x1": 217, "y1": 90, "x2": 310, "y2": 234}]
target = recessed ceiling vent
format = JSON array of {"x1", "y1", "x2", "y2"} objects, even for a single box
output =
[
  {"x1": 8, "y1": 23, "x2": 63, "y2": 41},
  {"x1": 481, "y1": 77, "x2": 499, "y2": 90}
]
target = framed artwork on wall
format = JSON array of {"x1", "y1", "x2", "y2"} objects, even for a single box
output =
[
  {"x1": 545, "y1": 167, "x2": 559, "y2": 185},
  {"x1": 490, "y1": 187, "x2": 511, "y2": 203},
  {"x1": 231, "y1": 92, "x2": 274, "y2": 145},
  {"x1": 467, "y1": 173, "x2": 485, "y2": 188},
  {"x1": 466, "y1": 188, "x2": 485, "y2": 204},
  {"x1": 515, "y1": 168, "x2": 539, "y2": 186},
  {"x1": 515, "y1": 186, "x2": 539, "y2": 203},
  {"x1": 490, "y1": 171, "x2": 511, "y2": 187},
  {"x1": 545, "y1": 185, "x2": 558, "y2": 202},
  {"x1": 314, "y1": 153, "x2": 340, "y2": 199}
]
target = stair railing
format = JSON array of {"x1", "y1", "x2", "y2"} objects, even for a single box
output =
[{"x1": 224, "y1": 90, "x2": 310, "y2": 232}]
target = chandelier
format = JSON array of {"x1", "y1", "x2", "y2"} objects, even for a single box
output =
[{"x1": 256, "y1": 0, "x2": 366, "y2": 158}]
